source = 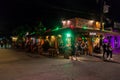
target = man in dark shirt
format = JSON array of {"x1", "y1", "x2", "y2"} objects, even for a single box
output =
[{"x1": 102, "y1": 43, "x2": 107, "y2": 59}]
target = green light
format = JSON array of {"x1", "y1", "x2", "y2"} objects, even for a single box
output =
[
  {"x1": 31, "y1": 32, "x2": 35, "y2": 35},
  {"x1": 82, "y1": 25, "x2": 87, "y2": 29},
  {"x1": 52, "y1": 27, "x2": 60, "y2": 31},
  {"x1": 82, "y1": 37, "x2": 85, "y2": 40},
  {"x1": 44, "y1": 28, "x2": 46, "y2": 31},
  {"x1": 56, "y1": 27, "x2": 59, "y2": 30},
  {"x1": 66, "y1": 33, "x2": 71, "y2": 37}
]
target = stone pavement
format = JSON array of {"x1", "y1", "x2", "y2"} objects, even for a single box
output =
[{"x1": 1, "y1": 48, "x2": 120, "y2": 80}]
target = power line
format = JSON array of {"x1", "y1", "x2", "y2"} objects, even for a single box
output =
[{"x1": 40, "y1": 1, "x2": 98, "y2": 17}]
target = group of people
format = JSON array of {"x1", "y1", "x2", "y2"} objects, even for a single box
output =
[
  {"x1": 70, "y1": 41, "x2": 89, "y2": 60},
  {"x1": 70, "y1": 40, "x2": 113, "y2": 61},
  {"x1": 102, "y1": 42, "x2": 113, "y2": 60},
  {"x1": 75, "y1": 41, "x2": 88, "y2": 55}
]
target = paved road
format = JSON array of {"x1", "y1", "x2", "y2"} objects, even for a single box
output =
[{"x1": 0, "y1": 48, "x2": 120, "y2": 80}]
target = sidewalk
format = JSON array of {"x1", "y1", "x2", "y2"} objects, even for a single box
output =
[
  {"x1": 25, "y1": 49, "x2": 120, "y2": 63},
  {"x1": 27, "y1": 53, "x2": 104, "y2": 63},
  {"x1": 26, "y1": 52, "x2": 120, "y2": 64}
]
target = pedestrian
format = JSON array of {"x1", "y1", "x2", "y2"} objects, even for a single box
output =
[
  {"x1": 81, "y1": 42, "x2": 85, "y2": 55},
  {"x1": 102, "y1": 42, "x2": 107, "y2": 60},
  {"x1": 0, "y1": 40, "x2": 4, "y2": 48},
  {"x1": 4, "y1": 39, "x2": 7, "y2": 48},
  {"x1": 107, "y1": 43, "x2": 113, "y2": 60},
  {"x1": 70, "y1": 42, "x2": 76, "y2": 60},
  {"x1": 84, "y1": 42, "x2": 88, "y2": 55},
  {"x1": 75, "y1": 41, "x2": 81, "y2": 60},
  {"x1": 70, "y1": 40, "x2": 81, "y2": 61},
  {"x1": 77, "y1": 41, "x2": 81, "y2": 55}
]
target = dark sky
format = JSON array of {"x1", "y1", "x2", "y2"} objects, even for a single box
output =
[{"x1": 0, "y1": 0, "x2": 120, "y2": 34}]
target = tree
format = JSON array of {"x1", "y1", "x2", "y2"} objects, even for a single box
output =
[{"x1": 34, "y1": 21, "x2": 46, "y2": 35}]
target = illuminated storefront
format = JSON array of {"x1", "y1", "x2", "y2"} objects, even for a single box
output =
[
  {"x1": 45, "y1": 18, "x2": 120, "y2": 55},
  {"x1": 61, "y1": 18, "x2": 103, "y2": 54},
  {"x1": 103, "y1": 33, "x2": 120, "y2": 49}
]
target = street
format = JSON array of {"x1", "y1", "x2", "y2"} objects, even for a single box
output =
[{"x1": 0, "y1": 48, "x2": 120, "y2": 80}]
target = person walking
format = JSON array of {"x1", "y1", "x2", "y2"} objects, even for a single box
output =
[
  {"x1": 81, "y1": 42, "x2": 85, "y2": 55},
  {"x1": 0, "y1": 40, "x2": 4, "y2": 48},
  {"x1": 70, "y1": 42, "x2": 76, "y2": 60},
  {"x1": 107, "y1": 43, "x2": 113, "y2": 60},
  {"x1": 102, "y1": 42, "x2": 107, "y2": 60},
  {"x1": 84, "y1": 42, "x2": 88, "y2": 55}
]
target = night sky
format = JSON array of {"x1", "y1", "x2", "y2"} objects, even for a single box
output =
[{"x1": 0, "y1": 0, "x2": 120, "y2": 34}]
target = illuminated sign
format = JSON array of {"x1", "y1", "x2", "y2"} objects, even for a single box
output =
[
  {"x1": 62, "y1": 18, "x2": 101, "y2": 30},
  {"x1": 89, "y1": 32, "x2": 96, "y2": 35}
]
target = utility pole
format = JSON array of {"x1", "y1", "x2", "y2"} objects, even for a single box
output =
[
  {"x1": 99, "y1": 0, "x2": 104, "y2": 47},
  {"x1": 100, "y1": 0, "x2": 104, "y2": 31}
]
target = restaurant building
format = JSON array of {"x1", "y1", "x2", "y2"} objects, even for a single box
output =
[{"x1": 44, "y1": 18, "x2": 120, "y2": 56}]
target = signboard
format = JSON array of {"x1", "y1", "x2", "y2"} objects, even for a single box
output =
[
  {"x1": 114, "y1": 22, "x2": 120, "y2": 29},
  {"x1": 75, "y1": 18, "x2": 99, "y2": 30},
  {"x1": 62, "y1": 18, "x2": 101, "y2": 30},
  {"x1": 89, "y1": 32, "x2": 96, "y2": 36}
]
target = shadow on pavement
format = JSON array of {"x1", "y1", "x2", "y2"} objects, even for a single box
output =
[
  {"x1": 103, "y1": 59, "x2": 120, "y2": 64},
  {"x1": 92, "y1": 54, "x2": 120, "y2": 64}
]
